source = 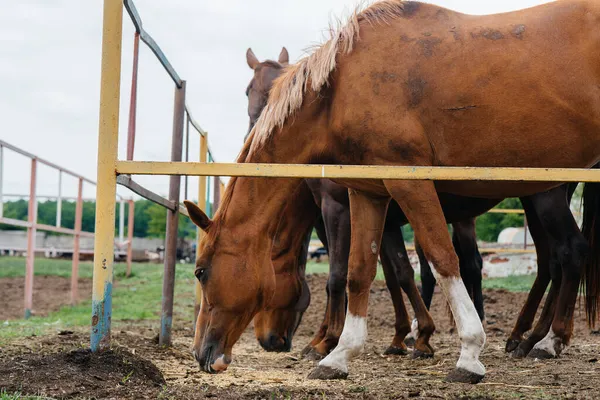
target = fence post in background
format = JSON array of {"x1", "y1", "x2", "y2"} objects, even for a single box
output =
[
  {"x1": 194, "y1": 132, "x2": 208, "y2": 325},
  {"x1": 24, "y1": 159, "x2": 38, "y2": 319},
  {"x1": 71, "y1": 178, "x2": 84, "y2": 305},
  {"x1": 523, "y1": 215, "x2": 528, "y2": 250},
  {"x1": 126, "y1": 199, "x2": 134, "y2": 277},
  {"x1": 0, "y1": 145, "x2": 3, "y2": 219},
  {"x1": 127, "y1": 32, "x2": 140, "y2": 161},
  {"x1": 206, "y1": 153, "x2": 212, "y2": 216},
  {"x1": 213, "y1": 176, "x2": 221, "y2": 211},
  {"x1": 91, "y1": 0, "x2": 123, "y2": 352},
  {"x1": 184, "y1": 116, "x2": 190, "y2": 200},
  {"x1": 56, "y1": 171, "x2": 62, "y2": 227},
  {"x1": 160, "y1": 81, "x2": 186, "y2": 346},
  {"x1": 119, "y1": 200, "x2": 125, "y2": 244}
]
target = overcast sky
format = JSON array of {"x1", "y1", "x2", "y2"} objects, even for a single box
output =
[{"x1": 0, "y1": 0, "x2": 553, "y2": 202}]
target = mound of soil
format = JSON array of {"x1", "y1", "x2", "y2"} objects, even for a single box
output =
[{"x1": 0, "y1": 347, "x2": 165, "y2": 399}]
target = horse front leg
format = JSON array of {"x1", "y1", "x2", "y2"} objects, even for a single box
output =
[
  {"x1": 308, "y1": 190, "x2": 389, "y2": 379},
  {"x1": 385, "y1": 179, "x2": 485, "y2": 384}
]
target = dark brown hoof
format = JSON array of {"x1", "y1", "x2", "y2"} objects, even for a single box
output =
[
  {"x1": 300, "y1": 345, "x2": 314, "y2": 357},
  {"x1": 302, "y1": 348, "x2": 325, "y2": 361},
  {"x1": 384, "y1": 346, "x2": 408, "y2": 356},
  {"x1": 527, "y1": 348, "x2": 556, "y2": 360},
  {"x1": 404, "y1": 337, "x2": 416, "y2": 347},
  {"x1": 505, "y1": 338, "x2": 521, "y2": 353},
  {"x1": 412, "y1": 348, "x2": 434, "y2": 359},
  {"x1": 511, "y1": 344, "x2": 531, "y2": 359},
  {"x1": 308, "y1": 365, "x2": 348, "y2": 380},
  {"x1": 445, "y1": 368, "x2": 484, "y2": 384}
]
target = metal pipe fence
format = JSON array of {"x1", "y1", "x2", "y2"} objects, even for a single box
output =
[
  {"x1": 91, "y1": 0, "x2": 597, "y2": 351},
  {"x1": 0, "y1": 140, "x2": 133, "y2": 317}
]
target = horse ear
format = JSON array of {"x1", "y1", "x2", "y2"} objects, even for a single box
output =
[
  {"x1": 183, "y1": 200, "x2": 212, "y2": 232},
  {"x1": 278, "y1": 47, "x2": 289, "y2": 66},
  {"x1": 294, "y1": 278, "x2": 311, "y2": 311},
  {"x1": 246, "y1": 48, "x2": 259, "y2": 69}
]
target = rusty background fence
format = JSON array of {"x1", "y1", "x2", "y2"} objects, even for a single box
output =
[{"x1": 0, "y1": 139, "x2": 133, "y2": 318}]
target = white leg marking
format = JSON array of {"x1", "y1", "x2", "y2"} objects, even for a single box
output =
[
  {"x1": 532, "y1": 329, "x2": 563, "y2": 357},
  {"x1": 431, "y1": 263, "x2": 486, "y2": 376},
  {"x1": 318, "y1": 313, "x2": 367, "y2": 373},
  {"x1": 405, "y1": 318, "x2": 419, "y2": 342}
]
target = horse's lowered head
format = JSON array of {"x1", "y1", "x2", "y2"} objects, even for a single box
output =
[
  {"x1": 245, "y1": 47, "x2": 288, "y2": 139},
  {"x1": 253, "y1": 276, "x2": 310, "y2": 352},
  {"x1": 183, "y1": 192, "x2": 278, "y2": 374}
]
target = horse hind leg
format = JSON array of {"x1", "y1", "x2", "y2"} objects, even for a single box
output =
[
  {"x1": 404, "y1": 240, "x2": 436, "y2": 347},
  {"x1": 506, "y1": 197, "x2": 552, "y2": 354},
  {"x1": 524, "y1": 186, "x2": 587, "y2": 359},
  {"x1": 379, "y1": 236, "x2": 410, "y2": 356},
  {"x1": 384, "y1": 179, "x2": 485, "y2": 384},
  {"x1": 379, "y1": 225, "x2": 436, "y2": 358},
  {"x1": 308, "y1": 190, "x2": 389, "y2": 380}
]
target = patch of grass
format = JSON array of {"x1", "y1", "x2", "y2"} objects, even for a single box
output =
[
  {"x1": 0, "y1": 257, "x2": 93, "y2": 279},
  {"x1": 0, "y1": 258, "x2": 197, "y2": 343},
  {"x1": 483, "y1": 274, "x2": 536, "y2": 292},
  {"x1": 0, "y1": 390, "x2": 51, "y2": 400}
]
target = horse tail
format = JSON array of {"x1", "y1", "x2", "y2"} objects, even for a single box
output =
[{"x1": 581, "y1": 162, "x2": 600, "y2": 328}]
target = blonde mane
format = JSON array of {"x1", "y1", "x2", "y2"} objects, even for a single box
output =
[{"x1": 251, "y1": 0, "x2": 411, "y2": 147}]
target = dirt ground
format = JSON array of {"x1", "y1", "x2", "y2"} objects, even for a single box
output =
[
  {"x1": 0, "y1": 276, "x2": 92, "y2": 320},
  {"x1": 1, "y1": 274, "x2": 599, "y2": 399}
]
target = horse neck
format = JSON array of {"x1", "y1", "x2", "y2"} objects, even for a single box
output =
[
  {"x1": 271, "y1": 181, "x2": 319, "y2": 273},
  {"x1": 223, "y1": 118, "x2": 328, "y2": 247}
]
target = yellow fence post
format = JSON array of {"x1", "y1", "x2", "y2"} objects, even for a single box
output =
[
  {"x1": 194, "y1": 132, "x2": 208, "y2": 324},
  {"x1": 91, "y1": 0, "x2": 123, "y2": 352}
]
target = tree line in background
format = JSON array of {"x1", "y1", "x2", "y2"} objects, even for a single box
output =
[
  {"x1": 0, "y1": 199, "x2": 197, "y2": 239},
  {"x1": 0, "y1": 185, "x2": 583, "y2": 242}
]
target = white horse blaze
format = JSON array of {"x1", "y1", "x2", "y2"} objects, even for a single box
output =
[
  {"x1": 430, "y1": 263, "x2": 486, "y2": 376},
  {"x1": 318, "y1": 313, "x2": 367, "y2": 373}
]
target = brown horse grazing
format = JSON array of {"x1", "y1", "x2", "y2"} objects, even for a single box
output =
[
  {"x1": 245, "y1": 48, "x2": 586, "y2": 361},
  {"x1": 246, "y1": 48, "x2": 490, "y2": 358},
  {"x1": 185, "y1": 0, "x2": 600, "y2": 383},
  {"x1": 252, "y1": 180, "x2": 317, "y2": 352}
]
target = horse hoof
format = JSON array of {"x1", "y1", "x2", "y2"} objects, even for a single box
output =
[
  {"x1": 303, "y1": 348, "x2": 325, "y2": 361},
  {"x1": 412, "y1": 348, "x2": 434, "y2": 359},
  {"x1": 403, "y1": 337, "x2": 416, "y2": 347},
  {"x1": 505, "y1": 338, "x2": 521, "y2": 353},
  {"x1": 384, "y1": 346, "x2": 408, "y2": 356},
  {"x1": 445, "y1": 368, "x2": 484, "y2": 384},
  {"x1": 308, "y1": 365, "x2": 348, "y2": 380},
  {"x1": 511, "y1": 345, "x2": 529, "y2": 359},
  {"x1": 527, "y1": 348, "x2": 556, "y2": 360},
  {"x1": 300, "y1": 346, "x2": 314, "y2": 357}
]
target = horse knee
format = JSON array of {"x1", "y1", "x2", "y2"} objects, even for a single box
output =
[
  {"x1": 557, "y1": 237, "x2": 589, "y2": 280},
  {"x1": 328, "y1": 271, "x2": 347, "y2": 297}
]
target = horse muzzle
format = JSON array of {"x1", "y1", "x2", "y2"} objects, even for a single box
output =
[
  {"x1": 258, "y1": 333, "x2": 292, "y2": 353},
  {"x1": 194, "y1": 344, "x2": 231, "y2": 373}
]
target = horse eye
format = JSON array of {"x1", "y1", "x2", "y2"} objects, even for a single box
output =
[{"x1": 196, "y1": 268, "x2": 206, "y2": 281}]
